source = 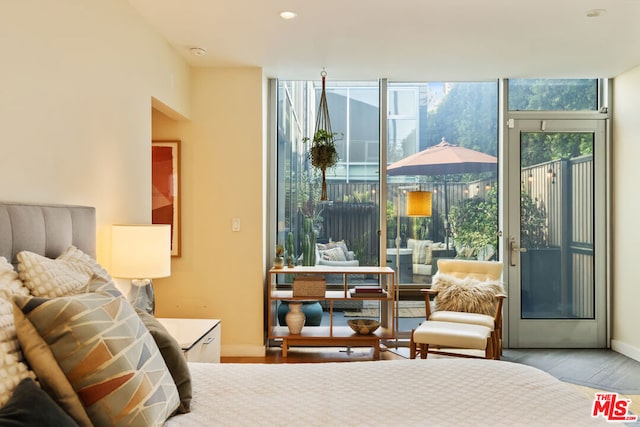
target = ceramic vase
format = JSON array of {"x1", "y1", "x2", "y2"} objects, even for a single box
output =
[
  {"x1": 277, "y1": 301, "x2": 323, "y2": 327},
  {"x1": 285, "y1": 302, "x2": 305, "y2": 334}
]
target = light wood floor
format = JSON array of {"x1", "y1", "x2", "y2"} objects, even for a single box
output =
[{"x1": 221, "y1": 345, "x2": 399, "y2": 364}]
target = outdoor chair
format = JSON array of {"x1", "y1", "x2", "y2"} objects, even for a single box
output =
[{"x1": 409, "y1": 259, "x2": 505, "y2": 359}]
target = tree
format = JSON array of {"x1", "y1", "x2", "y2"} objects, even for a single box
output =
[
  {"x1": 508, "y1": 79, "x2": 597, "y2": 111},
  {"x1": 521, "y1": 132, "x2": 593, "y2": 168},
  {"x1": 425, "y1": 82, "x2": 498, "y2": 156}
]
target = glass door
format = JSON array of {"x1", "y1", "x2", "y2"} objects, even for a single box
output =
[{"x1": 506, "y1": 119, "x2": 607, "y2": 347}]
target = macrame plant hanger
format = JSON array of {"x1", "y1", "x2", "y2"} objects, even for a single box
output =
[{"x1": 313, "y1": 69, "x2": 335, "y2": 201}]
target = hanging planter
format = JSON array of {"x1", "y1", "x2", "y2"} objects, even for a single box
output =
[{"x1": 303, "y1": 70, "x2": 338, "y2": 201}]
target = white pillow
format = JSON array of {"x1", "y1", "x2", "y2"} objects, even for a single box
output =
[
  {"x1": 57, "y1": 246, "x2": 113, "y2": 283},
  {"x1": 17, "y1": 246, "x2": 115, "y2": 298},
  {"x1": 0, "y1": 294, "x2": 36, "y2": 408},
  {"x1": 17, "y1": 251, "x2": 91, "y2": 298},
  {"x1": 0, "y1": 257, "x2": 29, "y2": 298},
  {"x1": 317, "y1": 241, "x2": 349, "y2": 259},
  {"x1": 322, "y1": 247, "x2": 347, "y2": 262}
]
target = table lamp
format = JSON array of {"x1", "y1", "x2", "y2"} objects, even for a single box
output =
[{"x1": 111, "y1": 224, "x2": 171, "y2": 314}]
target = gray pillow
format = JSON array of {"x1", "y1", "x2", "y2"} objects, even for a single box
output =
[
  {"x1": 0, "y1": 378, "x2": 79, "y2": 427},
  {"x1": 136, "y1": 308, "x2": 193, "y2": 413}
]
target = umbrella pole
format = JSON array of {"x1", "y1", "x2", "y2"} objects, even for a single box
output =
[{"x1": 444, "y1": 180, "x2": 450, "y2": 251}]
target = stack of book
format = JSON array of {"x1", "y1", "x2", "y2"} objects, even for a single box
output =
[{"x1": 349, "y1": 286, "x2": 387, "y2": 298}]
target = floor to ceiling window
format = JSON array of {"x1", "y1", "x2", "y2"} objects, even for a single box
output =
[
  {"x1": 385, "y1": 81, "x2": 499, "y2": 336},
  {"x1": 271, "y1": 77, "x2": 607, "y2": 348},
  {"x1": 275, "y1": 80, "x2": 380, "y2": 271},
  {"x1": 273, "y1": 78, "x2": 499, "y2": 337}
]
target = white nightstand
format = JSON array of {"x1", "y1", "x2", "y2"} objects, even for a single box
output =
[{"x1": 157, "y1": 318, "x2": 221, "y2": 363}]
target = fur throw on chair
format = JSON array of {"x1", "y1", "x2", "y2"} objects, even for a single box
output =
[{"x1": 431, "y1": 273, "x2": 505, "y2": 316}]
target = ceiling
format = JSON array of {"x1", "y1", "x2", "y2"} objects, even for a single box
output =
[{"x1": 127, "y1": 0, "x2": 640, "y2": 81}]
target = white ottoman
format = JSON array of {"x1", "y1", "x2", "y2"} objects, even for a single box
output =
[{"x1": 410, "y1": 320, "x2": 494, "y2": 359}]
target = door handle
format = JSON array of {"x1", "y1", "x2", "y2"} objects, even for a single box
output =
[{"x1": 509, "y1": 237, "x2": 527, "y2": 267}]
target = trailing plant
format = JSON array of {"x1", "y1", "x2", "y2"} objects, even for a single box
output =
[
  {"x1": 303, "y1": 129, "x2": 339, "y2": 201},
  {"x1": 304, "y1": 71, "x2": 339, "y2": 201},
  {"x1": 304, "y1": 129, "x2": 339, "y2": 171}
]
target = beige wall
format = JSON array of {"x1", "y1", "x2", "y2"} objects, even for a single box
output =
[
  {"x1": 2, "y1": 2, "x2": 267, "y2": 357},
  {"x1": 611, "y1": 65, "x2": 640, "y2": 361},
  {"x1": 0, "y1": 0, "x2": 191, "y2": 265},
  {"x1": 152, "y1": 68, "x2": 266, "y2": 356}
]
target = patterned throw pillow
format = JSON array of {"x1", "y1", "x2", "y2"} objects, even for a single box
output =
[
  {"x1": 0, "y1": 258, "x2": 35, "y2": 409},
  {"x1": 411, "y1": 240, "x2": 432, "y2": 265},
  {"x1": 317, "y1": 240, "x2": 349, "y2": 259},
  {"x1": 136, "y1": 308, "x2": 192, "y2": 414},
  {"x1": 17, "y1": 251, "x2": 92, "y2": 298},
  {"x1": 57, "y1": 246, "x2": 114, "y2": 284},
  {"x1": 322, "y1": 247, "x2": 347, "y2": 262},
  {"x1": 14, "y1": 293, "x2": 180, "y2": 427},
  {"x1": 424, "y1": 244, "x2": 433, "y2": 266},
  {"x1": 17, "y1": 246, "x2": 117, "y2": 298},
  {"x1": 83, "y1": 275, "x2": 124, "y2": 298},
  {"x1": 12, "y1": 299, "x2": 92, "y2": 427}
]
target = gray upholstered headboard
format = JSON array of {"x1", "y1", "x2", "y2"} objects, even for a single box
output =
[{"x1": 0, "y1": 203, "x2": 96, "y2": 266}]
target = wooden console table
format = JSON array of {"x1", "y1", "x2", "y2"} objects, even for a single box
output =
[{"x1": 267, "y1": 266, "x2": 395, "y2": 359}]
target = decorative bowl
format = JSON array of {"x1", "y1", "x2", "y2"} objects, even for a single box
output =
[{"x1": 347, "y1": 319, "x2": 381, "y2": 335}]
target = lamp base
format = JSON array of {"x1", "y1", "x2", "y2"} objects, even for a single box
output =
[{"x1": 128, "y1": 279, "x2": 155, "y2": 315}]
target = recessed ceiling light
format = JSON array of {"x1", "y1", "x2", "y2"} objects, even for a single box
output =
[
  {"x1": 280, "y1": 11, "x2": 297, "y2": 20},
  {"x1": 586, "y1": 8, "x2": 606, "y2": 18},
  {"x1": 190, "y1": 47, "x2": 207, "y2": 56}
]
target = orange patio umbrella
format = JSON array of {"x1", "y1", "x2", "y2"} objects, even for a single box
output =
[
  {"x1": 388, "y1": 138, "x2": 497, "y2": 176},
  {"x1": 388, "y1": 138, "x2": 498, "y2": 249}
]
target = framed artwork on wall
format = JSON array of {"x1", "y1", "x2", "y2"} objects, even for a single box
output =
[{"x1": 152, "y1": 140, "x2": 181, "y2": 257}]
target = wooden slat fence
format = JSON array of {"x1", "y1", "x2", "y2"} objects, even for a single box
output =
[
  {"x1": 314, "y1": 179, "x2": 495, "y2": 265},
  {"x1": 521, "y1": 155, "x2": 594, "y2": 318}
]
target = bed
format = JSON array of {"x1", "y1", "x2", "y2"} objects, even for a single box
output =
[{"x1": 0, "y1": 203, "x2": 612, "y2": 426}]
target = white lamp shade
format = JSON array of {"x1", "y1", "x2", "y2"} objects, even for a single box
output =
[
  {"x1": 111, "y1": 224, "x2": 171, "y2": 279},
  {"x1": 406, "y1": 191, "x2": 432, "y2": 217}
]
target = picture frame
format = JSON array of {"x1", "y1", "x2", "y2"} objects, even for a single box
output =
[{"x1": 152, "y1": 140, "x2": 181, "y2": 257}]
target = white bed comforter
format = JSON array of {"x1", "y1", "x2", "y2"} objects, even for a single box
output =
[{"x1": 165, "y1": 358, "x2": 609, "y2": 427}]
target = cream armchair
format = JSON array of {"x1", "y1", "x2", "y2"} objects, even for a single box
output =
[{"x1": 410, "y1": 259, "x2": 505, "y2": 359}]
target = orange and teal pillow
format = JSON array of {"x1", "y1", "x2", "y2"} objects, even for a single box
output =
[{"x1": 14, "y1": 292, "x2": 179, "y2": 427}]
